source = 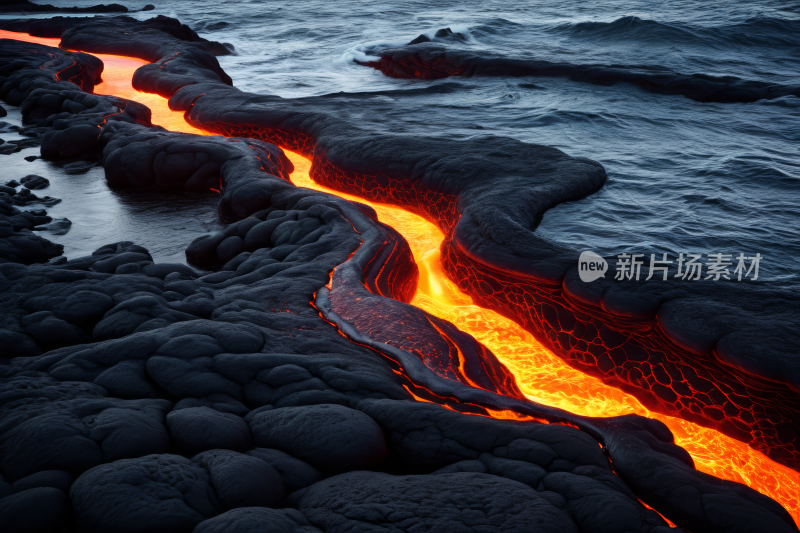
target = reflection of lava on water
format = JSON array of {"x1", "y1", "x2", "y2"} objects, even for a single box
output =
[{"x1": 4, "y1": 28, "x2": 799, "y2": 525}]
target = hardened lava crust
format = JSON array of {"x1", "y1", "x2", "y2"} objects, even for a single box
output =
[
  {"x1": 0, "y1": 17, "x2": 798, "y2": 533},
  {"x1": 356, "y1": 29, "x2": 800, "y2": 103}
]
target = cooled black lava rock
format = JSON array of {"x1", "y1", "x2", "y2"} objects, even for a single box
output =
[
  {"x1": 11, "y1": 188, "x2": 61, "y2": 207},
  {"x1": 0, "y1": 486, "x2": 69, "y2": 533},
  {"x1": 0, "y1": 1, "x2": 127, "y2": 14},
  {"x1": 249, "y1": 404, "x2": 387, "y2": 472},
  {"x1": 0, "y1": 190, "x2": 63, "y2": 264},
  {"x1": 10, "y1": 470, "x2": 73, "y2": 494},
  {"x1": 19, "y1": 175, "x2": 48, "y2": 190},
  {"x1": 358, "y1": 38, "x2": 800, "y2": 103},
  {"x1": 70, "y1": 451, "x2": 285, "y2": 532},
  {"x1": 298, "y1": 471, "x2": 582, "y2": 533},
  {"x1": 246, "y1": 448, "x2": 321, "y2": 492},
  {"x1": 193, "y1": 507, "x2": 322, "y2": 533},
  {"x1": 35, "y1": 217, "x2": 71, "y2": 235},
  {"x1": 0, "y1": 137, "x2": 40, "y2": 154},
  {"x1": 166, "y1": 406, "x2": 252, "y2": 454}
]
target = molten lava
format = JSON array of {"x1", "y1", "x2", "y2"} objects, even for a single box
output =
[
  {"x1": 0, "y1": 30, "x2": 207, "y2": 135},
  {"x1": 3, "y1": 29, "x2": 798, "y2": 525}
]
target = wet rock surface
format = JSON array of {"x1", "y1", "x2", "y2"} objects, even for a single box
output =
[
  {"x1": 0, "y1": 16, "x2": 797, "y2": 533},
  {"x1": 358, "y1": 31, "x2": 800, "y2": 104},
  {"x1": 19, "y1": 175, "x2": 48, "y2": 190}
]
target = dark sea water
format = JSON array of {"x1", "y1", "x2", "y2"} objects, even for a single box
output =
[{"x1": 11, "y1": 1, "x2": 800, "y2": 289}]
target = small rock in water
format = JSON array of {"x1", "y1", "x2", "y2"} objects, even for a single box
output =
[
  {"x1": 0, "y1": 138, "x2": 40, "y2": 155},
  {"x1": 20, "y1": 175, "x2": 49, "y2": 190},
  {"x1": 36, "y1": 218, "x2": 71, "y2": 236},
  {"x1": 62, "y1": 161, "x2": 96, "y2": 174},
  {"x1": 0, "y1": 143, "x2": 20, "y2": 155},
  {"x1": 47, "y1": 256, "x2": 68, "y2": 265},
  {"x1": 12, "y1": 188, "x2": 61, "y2": 208},
  {"x1": 24, "y1": 156, "x2": 38, "y2": 162},
  {"x1": 5, "y1": 180, "x2": 19, "y2": 188},
  {"x1": 0, "y1": 122, "x2": 19, "y2": 134},
  {"x1": 0, "y1": 185, "x2": 16, "y2": 196}
]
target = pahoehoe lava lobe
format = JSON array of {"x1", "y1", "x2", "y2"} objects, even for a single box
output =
[
  {"x1": 356, "y1": 33, "x2": 800, "y2": 103},
  {"x1": 0, "y1": 17, "x2": 798, "y2": 533}
]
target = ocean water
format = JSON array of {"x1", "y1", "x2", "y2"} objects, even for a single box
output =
[
  {"x1": 0, "y1": 106, "x2": 223, "y2": 263},
  {"x1": 11, "y1": 1, "x2": 800, "y2": 288}
]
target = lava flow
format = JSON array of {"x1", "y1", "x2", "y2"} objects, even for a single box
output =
[
  {"x1": 3, "y1": 29, "x2": 798, "y2": 525},
  {"x1": 0, "y1": 30, "x2": 207, "y2": 135},
  {"x1": 282, "y1": 153, "x2": 800, "y2": 525}
]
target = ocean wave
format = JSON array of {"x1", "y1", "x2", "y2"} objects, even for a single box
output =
[{"x1": 552, "y1": 15, "x2": 800, "y2": 49}]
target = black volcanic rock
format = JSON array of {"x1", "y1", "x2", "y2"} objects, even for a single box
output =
[
  {"x1": 192, "y1": 449, "x2": 285, "y2": 508},
  {"x1": 0, "y1": 375, "x2": 171, "y2": 479},
  {"x1": 166, "y1": 406, "x2": 252, "y2": 454},
  {"x1": 249, "y1": 404, "x2": 387, "y2": 472},
  {"x1": 35, "y1": 216, "x2": 71, "y2": 235},
  {"x1": 70, "y1": 454, "x2": 220, "y2": 532},
  {"x1": 0, "y1": 1, "x2": 127, "y2": 14},
  {"x1": 61, "y1": 15, "x2": 232, "y2": 60},
  {"x1": 11, "y1": 188, "x2": 61, "y2": 207},
  {"x1": 0, "y1": 188, "x2": 64, "y2": 264},
  {"x1": 71, "y1": 451, "x2": 285, "y2": 532},
  {"x1": 357, "y1": 40, "x2": 800, "y2": 103},
  {"x1": 0, "y1": 487, "x2": 69, "y2": 533},
  {"x1": 246, "y1": 448, "x2": 322, "y2": 492},
  {"x1": 10, "y1": 470, "x2": 73, "y2": 494},
  {"x1": 19, "y1": 175, "x2": 48, "y2": 190},
  {"x1": 298, "y1": 471, "x2": 581, "y2": 533},
  {"x1": 193, "y1": 507, "x2": 322, "y2": 533}
]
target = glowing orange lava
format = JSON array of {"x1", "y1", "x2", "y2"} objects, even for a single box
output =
[
  {"x1": 3, "y1": 29, "x2": 797, "y2": 525},
  {"x1": 0, "y1": 30, "x2": 207, "y2": 135}
]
